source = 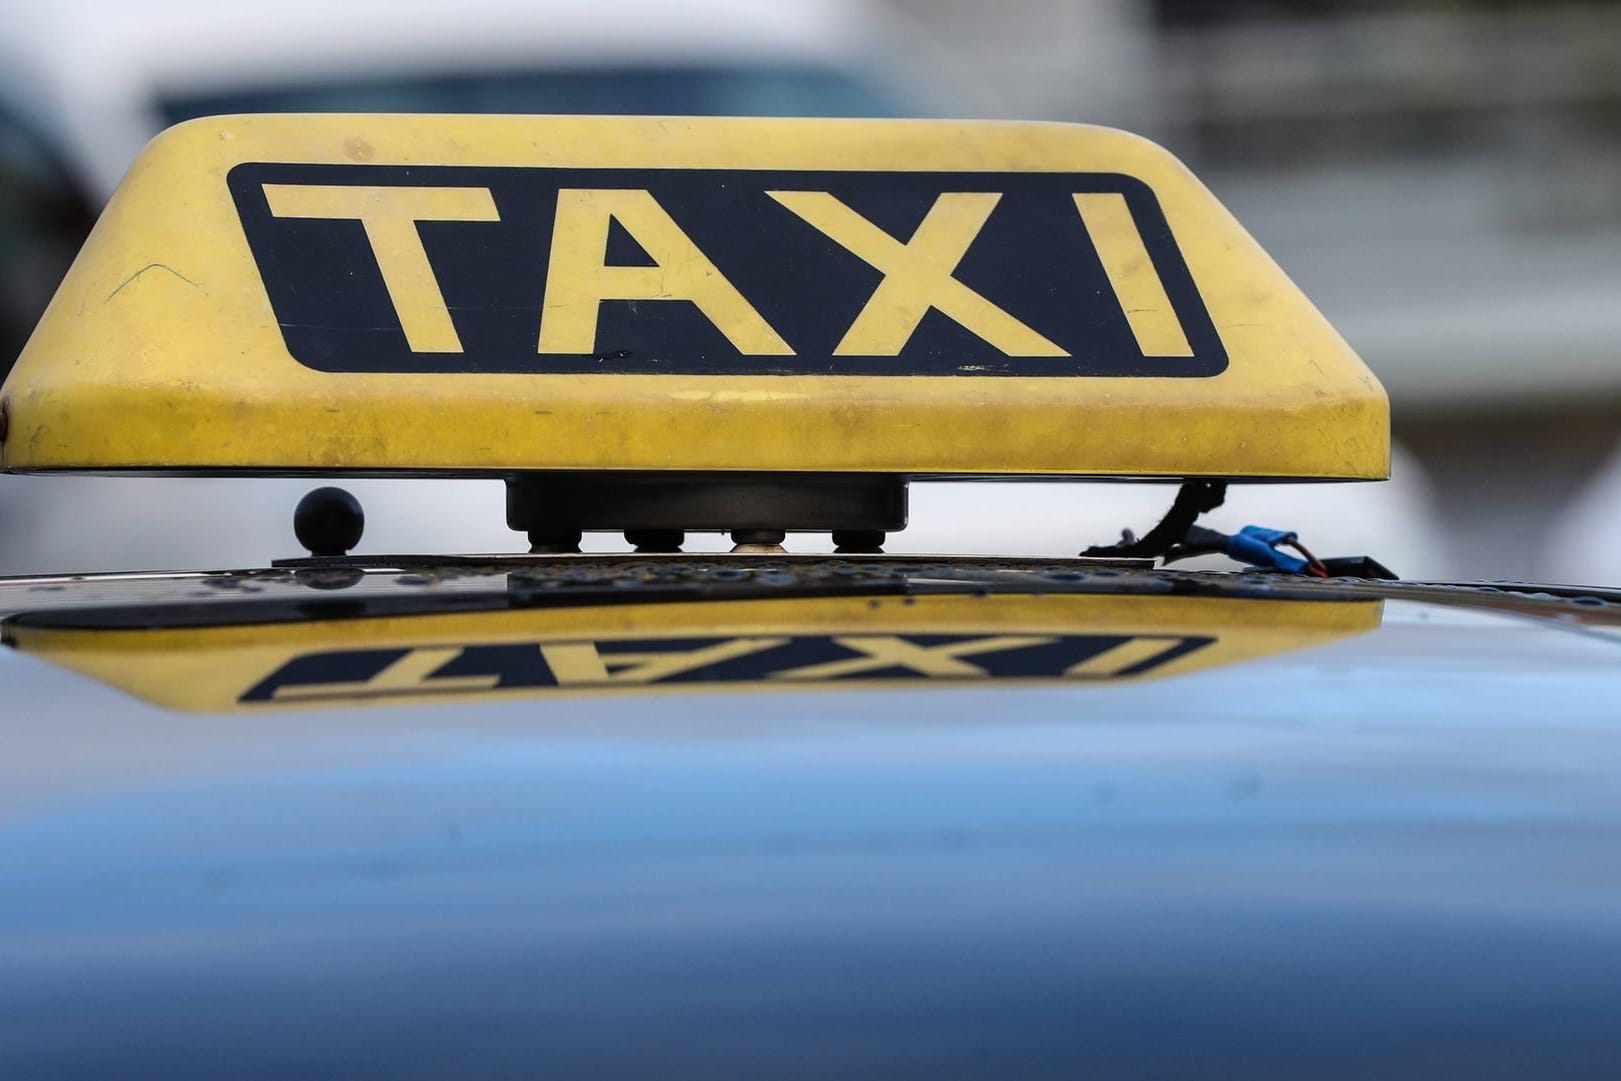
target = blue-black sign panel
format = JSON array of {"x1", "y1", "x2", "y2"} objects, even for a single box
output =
[
  {"x1": 240, "y1": 633, "x2": 1216, "y2": 703},
  {"x1": 228, "y1": 163, "x2": 1227, "y2": 377}
]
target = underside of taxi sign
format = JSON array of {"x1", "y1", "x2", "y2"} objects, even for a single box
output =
[{"x1": 0, "y1": 115, "x2": 1387, "y2": 541}]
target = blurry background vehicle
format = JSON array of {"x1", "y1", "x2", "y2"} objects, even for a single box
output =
[
  {"x1": 4, "y1": 0, "x2": 920, "y2": 204},
  {"x1": 6, "y1": 0, "x2": 1619, "y2": 582},
  {"x1": 0, "y1": 96, "x2": 92, "y2": 373}
]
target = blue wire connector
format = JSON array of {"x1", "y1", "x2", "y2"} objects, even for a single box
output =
[{"x1": 1226, "y1": 525, "x2": 1312, "y2": 574}]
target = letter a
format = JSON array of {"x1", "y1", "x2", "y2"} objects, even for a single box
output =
[{"x1": 538, "y1": 189, "x2": 792, "y2": 355}]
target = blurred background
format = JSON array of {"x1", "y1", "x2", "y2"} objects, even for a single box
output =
[{"x1": 0, "y1": 0, "x2": 1616, "y2": 582}]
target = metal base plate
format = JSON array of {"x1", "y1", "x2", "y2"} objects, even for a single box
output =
[{"x1": 506, "y1": 472, "x2": 908, "y2": 535}]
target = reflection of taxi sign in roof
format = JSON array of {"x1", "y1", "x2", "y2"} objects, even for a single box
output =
[{"x1": 9, "y1": 589, "x2": 1383, "y2": 713}]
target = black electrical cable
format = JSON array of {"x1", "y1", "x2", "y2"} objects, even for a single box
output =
[
  {"x1": 1160, "y1": 525, "x2": 1230, "y2": 565},
  {"x1": 1080, "y1": 480, "x2": 1398, "y2": 578},
  {"x1": 1081, "y1": 480, "x2": 1228, "y2": 559}
]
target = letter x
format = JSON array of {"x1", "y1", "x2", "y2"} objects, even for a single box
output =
[
  {"x1": 767, "y1": 190, "x2": 1067, "y2": 357},
  {"x1": 771, "y1": 635, "x2": 1055, "y2": 680}
]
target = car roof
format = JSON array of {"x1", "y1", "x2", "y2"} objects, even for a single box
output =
[
  {"x1": 4, "y1": 557, "x2": 1616, "y2": 710},
  {"x1": 6, "y1": 567, "x2": 1621, "y2": 1076}
]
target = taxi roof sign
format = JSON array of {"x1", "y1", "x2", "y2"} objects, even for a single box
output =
[{"x1": 0, "y1": 114, "x2": 1387, "y2": 481}]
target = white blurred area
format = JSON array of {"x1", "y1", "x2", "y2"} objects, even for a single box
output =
[
  {"x1": 2, "y1": 477, "x2": 518, "y2": 573},
  {"x1": 0, "y1": 446, "x2": 1449, "y2": 579},
  {"x1": 2, "y1": 0, "x2": 1618, "y2": 582}
]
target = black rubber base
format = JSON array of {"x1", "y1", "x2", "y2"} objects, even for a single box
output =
[
  {"x1": 507, "y1": 472, "x2": 908, "y2": 538},
  {"x1": 625, "y1": 529, "x2": 685, "y2": 553},
  {"x1": 832, "y1": 529, "x2": 887, "y2": 554}
]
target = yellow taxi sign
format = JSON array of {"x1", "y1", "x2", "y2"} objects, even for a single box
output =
[
  {"x1": 0, "y1": 114, "x2": 1386, "y2": 480},
  {"x1": 8, "y1": 592, "x2": 1383, "y2": 713}
]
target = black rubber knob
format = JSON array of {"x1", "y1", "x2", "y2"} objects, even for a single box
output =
[
  {"x1": 294, "y1": 487, "x2": 364, "y2": 557},
  {"x1": 832, "y1": 529, "x2": 886, "y2": 554},
  {"x1": 625, "y1": 528, "x2": 684, "y2": 553},
  {"x1": 527, "y1": 526, "x2": 583, "y2": 554}
]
